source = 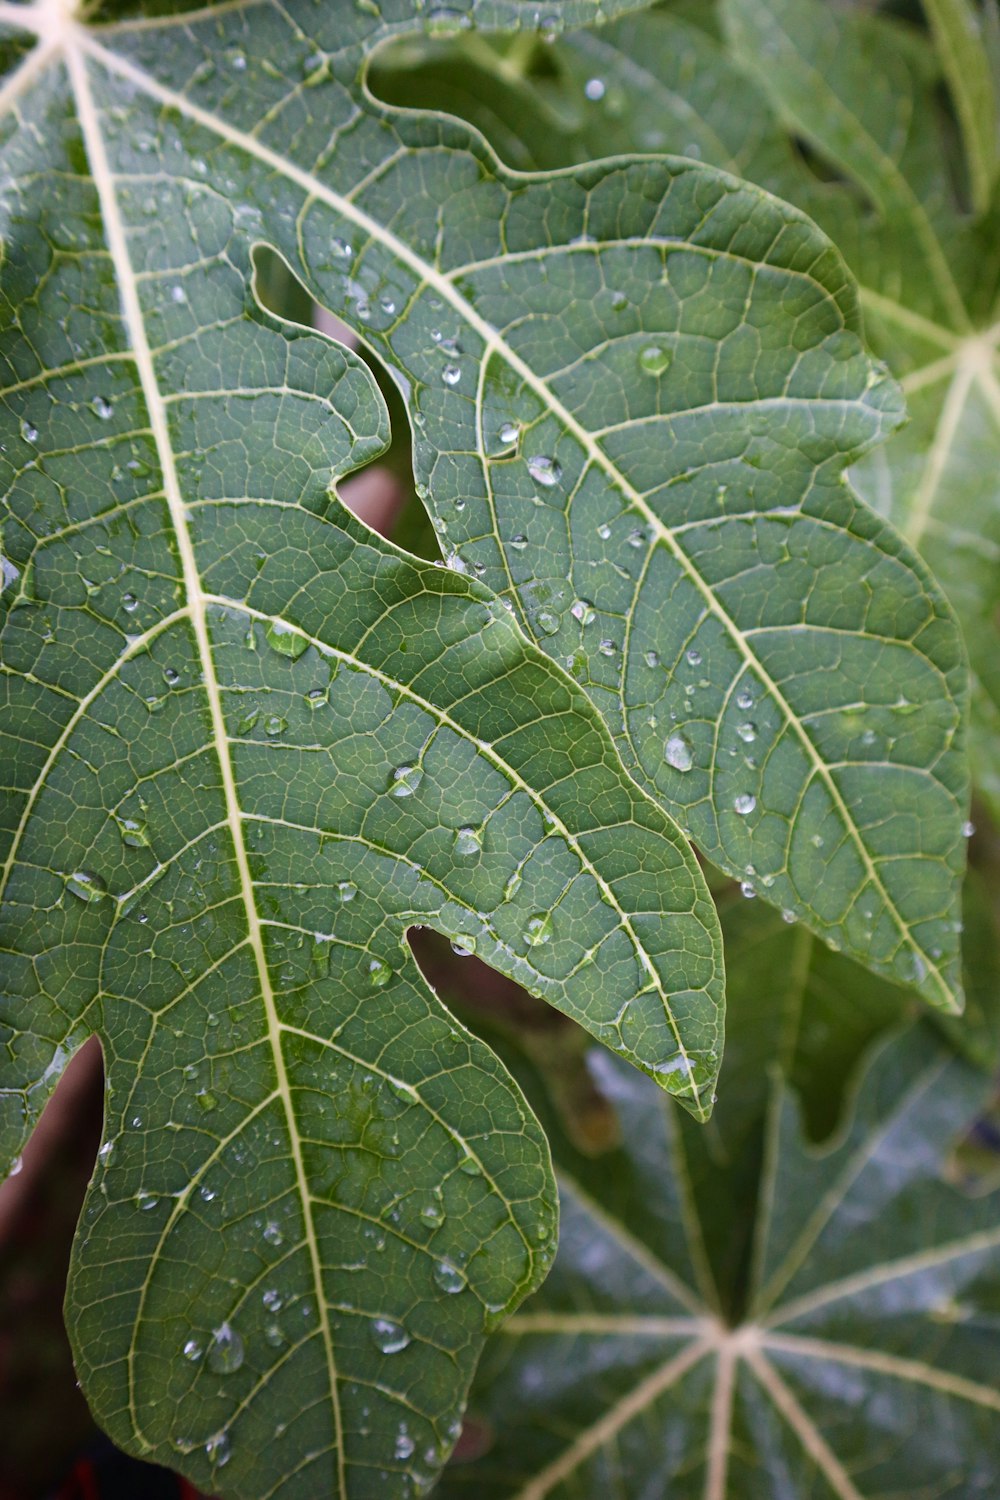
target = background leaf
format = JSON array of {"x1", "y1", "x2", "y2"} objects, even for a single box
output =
[{"x1": 440, "y1": 1025, "x2": 1000, "y2": 1497}]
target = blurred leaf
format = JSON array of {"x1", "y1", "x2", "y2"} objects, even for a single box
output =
[{"x1": 442, "y1": 1026, "x2": 1000, "y2": 1498}]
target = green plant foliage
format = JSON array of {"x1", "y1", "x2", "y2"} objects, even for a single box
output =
[
  {"x1": 1, "y1": 0, "x2": 968, "y2": 1006},
  {"x1": 0, "y1": 0, "x2": 986, "y2": 1493},
  {"x1": 444, "y1": 1025, "x2": 1000, "y2": 1498}
]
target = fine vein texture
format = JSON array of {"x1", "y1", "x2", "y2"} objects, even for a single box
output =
[
  {"x1": 50, "y1": 0, "x2": 965, "y2": 1004},
  {"x1": 442, "y1": 1026, "x2": 1000, "y2": 1499},
  {"x1": 0, "y1": 4, "x2": 727, "y2": 1494},
  {"x1": 373, "y1": 4, "x2": 975, "y2": 1006}
]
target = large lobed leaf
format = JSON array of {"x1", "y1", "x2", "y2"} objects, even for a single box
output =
[
  {"x1": 0, "y1": 0, "x2": 967, "y2": 1007},
  {"x1": 0, "y1": 2, "x2": 727, "y2": 1495},
  {"x1": 443, "y1": 1024, "x2": 1000, "y2": 1498},
  {"x1": 368, "y1": 3, "x2": 973, "y2": 1009}
]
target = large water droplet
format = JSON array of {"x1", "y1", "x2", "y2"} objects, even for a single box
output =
[
  {"x1": 442, "y1": 364, "x2": 461, "y2": 387},
  {"x1": 638, "y1": 344, "x2": 671, "y2": 376},
  {"x1": 736, "y1": 722, "x2": 757, "y2": 744},
  {"x1": 262, "y1": 1221, "x2": 284, "y2": 1247},
  {"x1": 389, "y1": 764, "x2": 423, "y2": 797},
  {"x1": 263, "y1": 1288, "x2": 283, "y2": 1312},
  {"x1": 264, "y1": 714, "x2": 287, "y2": 736},
  {"x1": 266, "y1": 620, "x2": 308, "y2": 659},
  {"x1": 451, "y1": 933, "x2": 477, "y2": 957},
  {"x1": 116, "y1": 815, "x2": 150, "y2": 848},
  {"x1": 432, "y1": 1259, "x2": 467, "y2": 1294},
  {"x1": 65, "y1": 870, "x2": 108, "y2": 904},
  {"x1": 736, "y1": 689, "x2": 754, "y2": 711},
  {"x1": 734, "y1": 793, "x2": 757, "y2": 816},
  {"x1": 91, "y1": 395, "x2": 114, "y2": 421},
  {"x1": 584, "y1": 77, "x2": 606, "y2": 100},
  {"x1": 338, "y1": 880, "x2": 358, "y2": 902},
  {"x1": 371, "y1": 1318, "x2": 410, "y2": 1354},
  {"x1": 571, "y1": 598, "x2": 595, "y2": 625},
  {"x1": 535, "y1": 609, "x2": 560, "y2": 635},
  {"x1": 20, "y1": 419, "x2": 38, "y2": 443},
  {"x1": 527, "y1": 454, "x2": 561, "y2": 487},
  {"x1": 182, "y1": 1338, "x2": 202, "y2": 1362},
  {"x1": 206, "y1": 1322, "x2": 244, "y2": 1374},
  {"x1": 524, "y1": 912, "x2": 553, "y2": 947},
  {"x1": 206, "y1": 1432, "x2": 231, "y2": 1467},
  {"x1": 453, "y1": 825, "x2": 482, "y2": 857},
  {"x1": 663, "y1": 733, "x2": 693, "y2": 773},
  {"x1": 368, "y1": 957, "x2": 393, "y2": 989}
]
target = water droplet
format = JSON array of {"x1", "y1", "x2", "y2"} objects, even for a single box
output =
[
  {"x1": 535, "y1": 609, "x2": 560, "y2": 635},
  {"x1": 262, "y1": 1221, "x2": 284, "y2": 1247},
  {"x1": 734, "y1": 793, "x2": 757, "y2": 816},
  {"x1": 504, "y1": 869, "x2": 522, "y2": 902},
  {"x1": 91, "y1": 395, "x2": 113, "y2": 420},
  {"x1": 395, "y1": 1430, "x2": 416, "y2": 1461},
  {"x1": 206, "y1": 1432, "x2": 231, "y2": 1468},
  {"x1": 638, "y1": 344, "x2": 672, "y2": 376},
  {"x1": 598, "y1": 639, "x2": 617, "y2": 657},
  {"x1": 331, "y1": 236, "x2": 353, "y2": 259},
  {"x1": 20, "y1": 419, "x2": 38, "y2": 443},
  {"x1": 389, "y1": 764, "x2": 423, "y2": 797},
  {"x1": 459, "y1": 1153, "x2": 482, "y2": 1176},
  {"x1": 266, "y1": 620, "x2": 307, "y2": 659},
  {"x1": 338, "y1": 880, "x2": 358, "y2": 902},
  {"x1": 736, "y1": 689, "x2": 754, "y2": 711},
  {"x1": 65, "y1": 870, "x2": 108, "y2": 903},
  {"x1": 122, "y1": 591, "x2": 139, "y2": 613},
  {"x1": 527, "y1": 454, "x2": 561, "y2": 487},
  {"x1": 810, "y1": 833, "x2": 824, "y2": 849},
  {"x1": 368, "y1": 957, "x2": 393, "y2": 989},
  {"x1": 162, "y1": 666, "x2": 181, "y2": 686},
  {"x1": 781, "y1": 909, "x2": 796, "y2": 924},
  {"x1": 962, "y1": 820, "x2": 975, "y2": 838},
  {"x1": 371, "y1": 1318, "x2": 410, "y2": 1354},
  {"x1": 207, "y1": 1322, "x2": 244, "y2": 1374},
  {"x1": 524, "y1": 912, "x2": 552, "y2": 947},
  {"x1": 644, "y1": 650, "x2": 660, "y2": 668},
  {"x1": 419, "y1": 1192, "x2": 445, "y2": 1228},
  {"x1": 442, "y1": 364, "x2": 461, "y2": 387},
  {"x1": 740, "y1": 881, "x2": 756, "y2": 899},
  {"x1": 196, "y1": 1089, "x2": 218, "y2": 1112},
  {"x1": 453, "y1": 826, "x2": 482, "y2": 857},
  {"x1": 737, "y1": 722, "x2": 757, "y2": 743},
  {"x1": 685, "y1": 648, "x2": 702, "y2": 667},
  {"x1": 263, "y1": 1288, "x2": 283, "y2": 1312},
  {"x1": 571, "y1": 599, "x2": 595, "y2": 625},
  {"x1": 510, "y1": 533, "x2": 528, "y2": 551},
  {"x1": 432, "y1": 1259, "x2": 466, "y2": 1294},
  {"x1": 663, "y1": 733, "x2": 693, "y2": 773},
  {"x1": 182, "y1": 1339, "x2": 202, "y2": 1362},
  {"x1": 498, "y1": 420, "x2": 520, "y2": 448},
  {"x1": 451, "y1": 934, "x2": 477, "y2": 957},
  {"x1": 116, "y1": 815, "x2": 150, "y2": 848},
  {"x1": 584, "y1": 77, "x2": 606, "y2": 101}
]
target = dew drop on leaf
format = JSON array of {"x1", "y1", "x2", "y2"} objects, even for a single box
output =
[
  {"x1": 453, "y1": 826, "x2": 482, "y2": 856},
  {"x1": 734, "y1": 793, "x2": 757, "y2": 816},
  {"x1": 432, "y1": 1259, "x2": 466, "y2": 1294},
  {"x1": 389, "y1": 763, "x2": 423, "y2": 797},
  {"x1": 182, "y1": 1339, "x2": 202, "y2": 1362},
  {"x1": 370, "y1": 1318, "x2": 410, "y2": 1354},
  {"x1": 65, "y1": 870, "x2": 108, "y2": 903},
  {"x1": 116, "y1": 816, "x2": 150, "y2": 848},
  {"x1": 509, "y1": 533, "x2": 528, "y2": 551},
  {"x1": 338, "y1": 880, "x2": 358, "y2": 902},
  {"x1": 526, "y1": 454, "x2": 561, "y2": 487},
  {"x1": 90, "y1": 395, "x2": 113, "y2": 420},
  {"x1": 524, "y1": 912, "x2": 553, "y2": 946},
  {"x1": 638, "y1": 344, "x2": 671, "y2": 376},
  {"x1": 737, "y1": 722, "x2": 757, "y2": 743},
  {"x1": 367, "y1": 957, "x2": 393, "y2": 988},
  {"x1": 535, "y1": 610, "x2": 560, "y2": 635},
  {"x1": 206, "y1": 1322, "x2": 244, "y2": 1374},
  {"x1": 442, "y1": 364, "x2": 461, "y2": 386},
  {"x1": 262, "y1": 1221, "x2": 284, "y2": 1247},
  {"x1": 663, "y1": 733, "x2": 693, "y2": 773},
  {"x1": 266, "y1": 620, "x2": 308, "y2": 659},
  {"x1": 571, "y1": 599, "x2": 595, "y2": 625},
  {"x1": 206, "y1": 1432, "x2": 231, "y2": 1467}
]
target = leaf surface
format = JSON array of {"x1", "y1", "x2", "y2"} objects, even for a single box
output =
[
  {"x1": 441, "y1": 1025, "x2": 1000, "y2": 1498},
  {"x1": 0, "y1": 4, "x2": 724, "y2": 1495},
  {"x1": 367, "y1": 4, "x2": 972, "y2": 1006}
]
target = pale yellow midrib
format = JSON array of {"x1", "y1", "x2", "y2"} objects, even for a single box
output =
[
  {"x1": 80, "y1": 33, "x2": 956, "y2": 1009},
  {"x1": 66, "y1": 39, "x2": 347, "y2": 1494}
]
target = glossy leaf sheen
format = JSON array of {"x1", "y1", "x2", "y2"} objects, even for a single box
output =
[
  {"x1": 445, "y1": 1028, "x2": 1000, "y2": 1498},
  {"x1": 0, "y1": 4, "x2": 726, "y2": 1497}
]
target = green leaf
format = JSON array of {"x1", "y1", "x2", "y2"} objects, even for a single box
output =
[
  {"x1": 0, "y1": 5, "x2": 728, "y2": 1495},
  {"x1": 442, "y1": 1026, "x2": 1000, "y2": 1497},
  {"x1": 719, "y1": 0, "x2": 1000, "y2": 826},
  {"x1": 370, "y1": 4, "x2": 972, "y2": 1007},
  {"x1": 922, "y1": 0, "x2": 1000, "y2": 214}
]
